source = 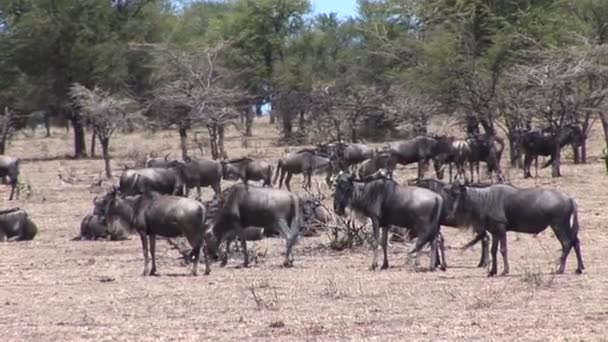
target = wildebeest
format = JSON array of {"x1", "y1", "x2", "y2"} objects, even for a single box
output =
[
  {"x1": 0, "y1": 155, "x2": 20, "y2": 200},
  {"x1": 383, "y1": 135, "x2": 448, "y2": 180},
  {"x1": 0, "y1": 207, "x2": 38, "y2": 241},
  {"x1": 105, "y1": 189, "x2": 210, "y2": 276},
  {"x1": 273, "y1": 150, "x2": 331, "y2": 191},
  {"x1": 222, "y1": 157, "x2": 273, "y2": 187},
  {"x1": 119, "y1": 167, "x2": 185, "y2": 196},
  {"x1": 466, "y1": 134, "x2": 504, "y2": 182},
  {"x1": 206, "y1": 184, "x2": 301, "y2": 268},
  {"x1": 332, "y1": 171, "x2": 443, "y2": 271},
  {"x1": 356, "y1": 151, "x2": 392, "y2": 179},
  {"x1": 433, "y1": 139, "x2": 472, "y2": 182},
  {"x1": 73, "y1": 214, "x2": 129, "y2": 241},
  {"x1": 145, "y1": 153, "x2": 177, "y2": 168},
  {"x1": 414, "y1": 179, "x2": 489, "y2": 267},
  {"x1": 521, "y1": 124, "x2": 583, "y2": 178},
  {"x1": 443, "y1": 182, "x2": 584, "y2": 276},
  {"x1": 174, "y1": 157, "x2": 222, "y2": 197}
]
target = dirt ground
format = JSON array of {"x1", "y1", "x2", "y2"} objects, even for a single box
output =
[{"x1": 1, "y1": 119, "x2": 607, "y2": 341}]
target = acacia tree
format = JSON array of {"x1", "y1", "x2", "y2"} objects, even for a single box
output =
[
  {"x1": 150, "y1": 42, "x2": 249, "y2": 160},
  {"x1": 69, "y1": 83, "x2": 134, "y2": 178},
  {"x1": 0, "y1": 107, "x2": 16, "y2": 154}
]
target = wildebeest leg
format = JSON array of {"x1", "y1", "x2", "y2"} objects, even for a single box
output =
[
  {"x1": 523, "y1": 153, "x2": 533, "y2": 178},
  {"x1": 278, "y1": 169, "x2": 286, "y2": 189},
  {"x1": 380, "y1": 225, "x2": 389, "y2": 270},
  {"x1": 201, "y1": 243, "x2": 210, "y2": 275},
  {"x1": 499, "y1": 233, "x2": 509, "y2": 276},
  {"x1": 196, "y1": 185, "x2": 202, "y2": 199},
  {"x1": 534, "y1": 156, "x2": 539, "y2": 178},
  {"x1": 220, "y1": 238, "x2": 231, "y2": 267},
  {"x1": 212, "y1": 183, "x2": 222, "y2": 198},
  {"x1": 238, "y1": 229, "x2": 249, "y2": 268},
  {"x1": 139, "y1": 232, "x2": 150, "y2": 276},
  {"x1": 190, "y1": 245, "x2": 200, "y2": 276},
  {"x1": 149, "y1": 234, "x2": 158, "y2": 276},
  {"x1": 284, "y1": 172, "x2": 292, "y2": 192},
  {"x1": 488, "y1": 234, "x2": 499, "y2": 277},
  {"x1": 305, "y1": 170, "x2": 312, "y2": 190},
  {"x1": 476, "y1": 162, "x2": 481, "y2": 182},
  {"x1": 278, "y1": 219, "x2": 298, "y2": 267},
  {"x1": 437, "y1": 233, "x2": 447, "y2": 271},
  {"x1": 370, "y1": 217, "x2": 380, "y2": 270},
  {"x1": 478, "y1": 233, "x2": 490, "y2": 268},
  {"x1": 552, "y1": 223, "x2": 573, "y2": 274},
  {"x1": 448, "y1": 163, "x2": 453, "y2": 183},
  {"x1": 9, "y1": 181, "x2": 16, "y2": 201}
]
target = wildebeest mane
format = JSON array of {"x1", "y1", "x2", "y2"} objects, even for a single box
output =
[
  {"x1": 225, "y1": 157, "x2": 254, "y2": 165},
  {"x1": 0, "y1": 207, "x2": 23, "y2": 215},
  {"x1": 349, "y1": 178, "x2": 398, "y2": 214}
]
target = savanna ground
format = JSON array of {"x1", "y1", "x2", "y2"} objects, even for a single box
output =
[{"x1": 1, "y1": 117, "x2": 608, "y2": 341}]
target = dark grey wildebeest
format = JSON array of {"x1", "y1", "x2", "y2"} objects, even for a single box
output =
[
  {"x1": 222, "y1": 157, "x2": 273, "y2": 187},
  {"x1": 0, "y1": 208, "x2": 38, "y2": 241},
  {"x1": 119, "y1": 167, "x2": 185, "y2": 196},
  {"x1": 521, "y1": 124, "x2": 583, "y2": 178},
  {"x1": 414, "y1": 179, "x2": 489, "y2": 268},
  {"x1": 356, "y1": 151, "x2": 392, "y2": 179},
  {"x1": 105, "y1": 190, "x2": 210, "y2": 276},
  {"x1": 174, "y1": 157, "x2": 222, "y2": 198},
  {"x1": 466, "y1": 134, "x2": 504, "y2": 182},
  {"x1": 0, "y1": 155, "x2": 20, "y2": 200},
  {"x1": 73, "y1": 214, "x2": 129, "y2": 241},
  {"x1": 444, "y1": 182, "x2": 584, "y2": 276},
  {"x1": 332, "y1": 172, "x2": 444, "y2": 271},
  {"x1": 384, "y1": 135, "x2": 448, "y2": 180},
  {"x1": 273, "y1": 150, "x2": 331, "y2": 191},
  {"x1": 206, "y1": 184, "x2": 301, "y2": 268},
  {"x1": 145, "y1": 153, "x2": 177, "y2": 168},
  {"x1": 433, "y1": 139, "x2": 472, "y2": 182}
]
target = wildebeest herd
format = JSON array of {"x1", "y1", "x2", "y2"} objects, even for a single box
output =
[{"x1": 0, "y1": 129, "x2": 586, "y2": 278}]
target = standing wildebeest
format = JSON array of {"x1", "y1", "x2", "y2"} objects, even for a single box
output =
[
  {"x1": 433, "y1": 139, "x2": 472, "y2": 182},
  {"x1": 414, "y1": 179, "x2": 489, "y2": 267},
  {"x1": 332, "y1": 172, "x2": 443, "y2": 271},
  {"x1": 174, "y1": 157, "x2": 222, "y2": 197},
  {"x1": 206, "y1": 184, "x2": 301, "y2": 268},
  {"x1": 0, "y1": 208, "x2": 38, "y2": 241},
  {"x1": 145, "y1": 153, "x2": 177, "y2": 168},
  {"x1": 466, "y1": 134, "x2": 504, "y2": 182},
  {"x1": 222, "y1": 157, "x2": 273, "y2": 187},
  {"x1": 119, "y1": 167, "x2": 185, "y2": 196},
  {"x1": 384, "y1": 135, "x2": 448, "y2": 180},
  {"x1": 521, "y1": 125, "x2": 583, "y2": 178},
  {"x1": 105, "y1": 189, "x2": 210, "y2": 276},
  {"x1": 444, "y1": 182, "x2": 584, "y2": 276},
  {"x1": 273, "y1": 150, "x2": 331, "y2": 191},
  {"x1": 0, "y1": 155, "x2": 20, "y2": 200}
]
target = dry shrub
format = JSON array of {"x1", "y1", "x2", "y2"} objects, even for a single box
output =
[
  {"x1": 326, "y1": 214, "x2": 370, "y2": 251},
  {"x1": 247, "y1": 279, "x2": 280, "y2": 311},
  {"x1": 321, "y1": 276, "x2": 349, "y2": 299}
]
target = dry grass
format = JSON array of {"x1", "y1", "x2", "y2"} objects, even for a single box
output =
[{"x1": 1, "y1": 117, "x2": 608, "y2": 341}]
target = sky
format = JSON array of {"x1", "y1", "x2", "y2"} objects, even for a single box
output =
[{"x1": 311, "y1": 0, "x2": 358, "y2": 19}]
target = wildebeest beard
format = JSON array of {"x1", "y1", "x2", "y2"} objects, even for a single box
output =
[{"x1": 335, "y1": 177, "x2": 399, "y2": 217}]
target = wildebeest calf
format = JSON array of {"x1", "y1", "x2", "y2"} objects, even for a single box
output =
[
  {"x1": 0, "y1": 207, "x2": 38, "y2": 241},
  {"x1": 222, "y1": 157, "x2": 273, "y2": 187}
]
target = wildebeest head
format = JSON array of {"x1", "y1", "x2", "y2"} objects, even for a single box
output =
[
  {"x1": 333, "y1": 172, "x2": 355, "y2": 216},
  {"x1": 104, "y1": 187, "x2": 142, "y2": 232},
  {"x1": 444, "y1": 180, "x2": 468, "y2": 221}
]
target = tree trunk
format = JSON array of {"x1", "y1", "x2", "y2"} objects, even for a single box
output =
[
  {"x1": 269, "y1": 109, "x2": 275, "y2": 124},
  {"x1": 572, "y1": 144, "x2": 580, "y2": 164},
  {"x1": 179, "y1": 127, "x2": 188, "y2": 160},
  {"x1": 71, "y1": 116, "x2": 87, "y2": 159},
  {"x1": 282, "y1": 116, "x2": 292, "y2": 140},
  {"x1": 480, "y1": 118, "x2": 495, "y2": 136},
  {"x1": 508, "y1": 134, "x2": 522, "y2": 168},
  {"x1": 100, "y1": 137, "x2": 111, "y2": 179},
  {"x1": 44, "y1": 112, "x2": 51, "y2": 137},
  {"x1": 218, "y1": 125, "x2": 227, "y2": 159},
  {"x1": 581, "y1": 138, "x2": 587, "y2": 164},
  {"x1": 207, "y1": 125, "x2": 219, "y2": 160},
  {"x1": 90, "y1": 131, "x2": 97, "y2": 158},
  {"x1": 552, "y1": 140, "x2": 561, "y2": 178},
  {"x1": 298, "y1": 110, "x2": 306, "y2": 131},
  {"x1": 0, "y1": 137, "x2": 6, "y2": 155},
  {"x1": 245, "y1": 109, "x2": 254, "y2": 137}
]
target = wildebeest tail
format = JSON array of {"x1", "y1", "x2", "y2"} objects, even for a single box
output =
[
  {"x1": 272, "y1": 160, "x2": 282, "y2": 185},
  {"x1": 411, "y1": 196, "x2": 442, "y2": 253},
  {"x1": 570, "y1": 198, "x2": 580, "y2": 243},
  {"x1": 541, "y1": 156, "x2": 554, "y2": 169}
]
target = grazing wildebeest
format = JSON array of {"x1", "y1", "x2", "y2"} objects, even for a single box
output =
[
  {"x1": 73, "y1": 214, "x2": 129, "y2": 241},
  {"x1": 466, "y1": 134, "x2": 504, "y2": 182},
  {"x1": 145, "y1": 153, "x2": 177, "y2": 168},
  {"x1": 0, "y1": 155, "x2": 20, "y2": 200},
  {"x1": 414, "y1": 178, "x2": 489, "y2": 267},
  {"x1": 356, "y1": 151, "x2": 393, "y2": 179},
  {"x1": 332, "y1": 171, "x2": 444, "y2": 271},
  {"x1": 105, "y1": 190, "x2": 210, "y2": 276},
  {"x1": 273, "y1": 150, "x2": 331, "y2": 191},
  {"x1": 384, "y1": 135, "x2": 447, "y2": 180},
  {"x1": 222, "y1": 157, "x2": 273, "y2": 187},
  {"x1": 0, "y1": 208, "x2": 38, "y2": 241},
  {"x1": 433, "y1": 139, "x2": 472, "y2": 182},
  {"x1": 206, "y1": 184, "x2": 301, "y2": 268},
  {"x1": 444, "y1": 182, "x2": 584, "y2": 276},
  {"x1": 119, "y1": 167, "x2": 185, "y2": 196},
  {"x1": 521, "y1": 124, "x2": 583, "y2": 178},
  {"x1": 174, "y1": 157, "x2": 222, "y2": 197}
]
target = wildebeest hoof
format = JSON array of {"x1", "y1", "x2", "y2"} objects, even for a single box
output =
[
  {"x1": 487, "y1": 272, "x2": 496, "y2": 277},
  {"x1": 369, "y1": 263, "x2": 378, "y2": 271},
  {"x1": 282, "y1": 260, "x2": 294, "y2": 268},
  {"x1": 500, "y1": 271, "x2": 509, "y2": 276},
  {"x1": 439, "y1": 265, "x2": 447, "y2": 272},
  {"x1": 381, "y1": 263, "x2": 389, "y2": 270}
]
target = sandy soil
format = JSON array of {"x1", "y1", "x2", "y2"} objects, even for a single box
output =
[{"x1": 1, "y1": 119, "x2": 607, "y2": 341}]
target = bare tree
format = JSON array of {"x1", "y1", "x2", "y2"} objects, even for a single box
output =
[
  {"x1": 495, "y1": 83, "x2": 534, "y2": 168},
  {"x1": 387, "y1": 85, "x2": 441, "y2": 137},
  {"x1": 0, "y1": 107, "x2": 16, "y2": 154},
  {"x1": 69, "y1": 83, "x2": 134, "y2": 178},
  {"x1": 148, "y1": 42, "x2": 250, "y2": 160}
]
